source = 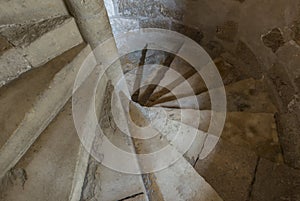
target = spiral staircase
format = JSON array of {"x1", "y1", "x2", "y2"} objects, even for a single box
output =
[{"x1": 0, "y1": 1, "x2": 293, "y2": 201}]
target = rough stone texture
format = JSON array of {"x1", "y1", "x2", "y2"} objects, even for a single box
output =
[
  {"x1": 262, "y1": 28, "x2": 285, "y2": 53},
  {"x1": 222, "y1": 112, "x2": 282, "y2": 163},
  {"x1": 110, "y1": 17, "x2": 139, "y2": 35},
  {"x1": 117, "y1": 0, "x2": 183, "y2": 21},
  {"x1": 0, "y1": 44, "x2": 84, "y2": 148},
  {"x1": 216, "y1": 21, "x2": 239, "y2": 42},
  {"x1": 171, "y1": 22, "x2": 204, "y2": 44},
  {"x1": 291, "y1": 20, "x2": 300, "y2": 46},
  {"x1": 0, "y1": 0, "x2": 69, "y2": 25},
  {"x1": 0, "y1": 35, "x2": 12, "y2": 55},
  {"x1": 195, "y1": 140, "x2": 258, "y2": 201},
  {"x1": 0, "y1": 44, "x2": 90, "y2": 180},
  {"x1": 250, "y1": 159, "x2": 300, "y2": 201},
  {"x1": 0, "y1": 47, "x2": 31, "y2": 87},
  {"x1": 0, "y1": 16, "x2": 68, "y2": 47},
  {"x1": 0, "y1": 101, "x2": 81, "y2": 201},
  {"x1": 0, "y1": 18, "x2": 83, "y2": 86},
  {"x1": 235, "y1": 40, "x2": 263, "y2": 79},
  {"x1": 277, "y1": 112, "x2": 300, "y2": 169},
  {"x1": 139, "y1": 18, "x2": 171, "y2": 29},
  {"x1": 21, "y1": 18, "x2": 83, "y2": 67}
]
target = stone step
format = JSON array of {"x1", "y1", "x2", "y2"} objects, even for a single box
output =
[
  {"x1": 0, "y1": 0, "x2": 69, "y2": 25},
  {"x1": 0, "y1": 17, "x2": 83, "y2": 87},
  {"x1": 147, "y1": 57, "x2": 241, "y2": 106},
  {"x1": 126, "y1": 103, "x2": 223, "y2": 201},
  {"x1": 136, "y1": 104, "x2": 219, "y2": 164},
  {"x1": 79, "y1": 83, "x2": 148, "y2": 201},
  {"x1": 112, "y1": 92, "x2": 223, "y2": 200},
  {"x1": 147, "y1": 56, "x2": 196, "y2": 104},
  {"x1": 124, "y1": 64, "x2": 161, "y2": 97},
  {"x1": 0, "y1": 44, "x2": 84, "y2": 149},
  {"x1": 150, "y1": 72, "x2": 206, "y2": 105},
  {"x1": 0, "y1": 101, "x2": 81, "y2": 201},
  {"x1": 82, "y1": 159, "x2": 148, "y2": 201},
  {"x1": 194, "y1": 139, "x2": 259, "y2": 201},
  {"x1": 146, "y1": 107, "x2": 282, "y2": 162},
  {"x1": 155, "y1": 78, "x2": 277, "y2": 113},
  {"x1": 250, "y1": 158, "x2": 300, "y2": 201},
  {"x1": 154, "y1": 157, "x2": 223, "y2": 201},
  {"x1": 0, "y1": 45, "x2": 91, "y2": 180}
]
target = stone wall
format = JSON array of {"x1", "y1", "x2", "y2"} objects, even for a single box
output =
[{"x1": 103, "y1": 0, "x2": 300, "y2": 169}]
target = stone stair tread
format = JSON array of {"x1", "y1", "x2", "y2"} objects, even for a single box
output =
[
  {"x1": 0, "y1": 0, "x2": 69, "y2": 25},
  {"x1": 0, "y1": 45, "x2": 91, "y2": 180},
  {"x1": 154, "y1": 156, "x2": 223, "y2": 201},
  {"x1": 0, "y1": 101, "x2": 81, "y2": 201},
  {"x1": 148, "y1": 57, "x2": 195, "y2": 103},
  {"x1": 125, "y1": 64, "x2": 161, "y2": 96},
  {"x1": 115, "y1": 92, "x2": 223, "y2": 200},
  {"x1": 0, "y1": 44, "x2": 84, "y2": 149},
  {"x1": 148, "y1": 56, "x2": 242, "y2": 105},
  {"x1": 155, "y1": 78, "x2": 277, "y2": 113},
  {"x1": 194, "y1": 139, "x2": 258, "y2": 201},
  {"x1": 150, "y1": 72, "x2": 206, "y2": 106},
  {"x1": 80, "y1": 83, "x2": 147, "y2": 201},
  {"x1": 83, "y1": 161, "x2": 147, "y2": 201},
  {"x1": 135, "y1": 104, "x2": 216, "y2": 165},
  {"x1": 146, "y1": 107, "x2": 282, "y2": 162},
  {"x1": 0, "y1": 17, "x2": 83, "y2": 86},
  {"x1": 250, "y1": 158, "x2": 300, "y2": 201}
]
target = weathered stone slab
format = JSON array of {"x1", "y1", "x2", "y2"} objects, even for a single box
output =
[
  {"x1": 195, "y1": 140, "x2": 258, "y2": 201},
  {"x1": 0, "y1": 44, "x2": 84, "y2": 148},
  {"x1": 0, "y1": 102, "x2": 80, "y2": 201},
  {"x1": 117, "y1": 0, "x2": 183, "y2": 21},
  {"x1": 0, "y1": 18, "x2": 83, "y2": 87},
  {"x1": 0, "y1": 47, "x2": 31, "y2": 87},
  {"x1": 250, "y1": 159, "x2": 300, "y2": 201},
  {"x1": 0, "y1": 0, "x2": 69, "y2": 25},
  {"x1": 110, "y1": 17, "x2": 139, "y2": 36},
  {"x1": 21, "y1": 18, "x2": 83, "y2": 68},
  {"x1": 0, "y1": 45, "x2": 91, "y2": 180},
  {"x1": 157, "y1": 78, "x2": 277, "y2": 113},
  {"x1": 0, "y1": 16, "x2": 68, "y2": 47}
]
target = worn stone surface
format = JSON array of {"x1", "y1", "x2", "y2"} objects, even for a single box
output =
[
  {"x1": 156, "y1": 78, "x2": 277, "y2": 113},
  {"x1": 0, "y1": 35, "x2": 12, "y2": 55},
  {"x1": 291, "y1": 20, "x2": 300, "y2": 45},
  {"x1": 0, "y1": 18, "x2": 83, "y2": 86},
  {"x1": 0, "y1": 101, "x2": 80, "y2": 201},
  {"x1": 21, "y1": 18, "x2": 83, "y2": 67},
  {"x1": 250, "y1": 159, "x2": 300, "y2": 201},
  {"x1": 0, "y1": 44, "x2": 84, "y2": 148},
  {"x1": 0, "y1": 0, "x2": 69, "y2": 25},
  {"x1": 0, "y1": 16, "x2": 68, "y2": 47},
  {"x1": 262, "y1": 28, "x2": 285, "y2": 53},
  {"x1": 235, "y1": 40, "x2": 262, "y2": 78},
  {"x1": 216, "y1": 21, "x2": 239, "y2": 42},
  {"x1": 171, "y1": 22, "x2": 204, "y2": 44},
  {"x1": 117, "y1": 0, "x2": 183, "y2": 20},
  {"x1": 0, "y1": 45, "x2": 90, "y2": 180},
  {"x1": 81, "y1": 83, "x2": 146, "y2": 201},
  {"x1": 139, "y1": 18, "x2": 171, "y2": 29},
  {"x1": 195, "y1": 140, "x2": 258, "y2": 201},
  {"x1": 110, "y1": 17, "x2": 139, "y2": 35},
  {"x1": 277, "y1": 112, "x2": 300, "y2": 168},
  {"x1": 222, "y1": 112, "x2": 282, "y2": 163},
  {"x1": 0, "y1": 47, "x2": 31, "y2": 87}
]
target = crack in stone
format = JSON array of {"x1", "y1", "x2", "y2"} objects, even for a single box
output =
[
  {"x1": 247, "y1": 157, "x2": 260, "y2": 201},
  {"x1": 118, "y1": 192, "x2": 144, "y2": 201}
]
